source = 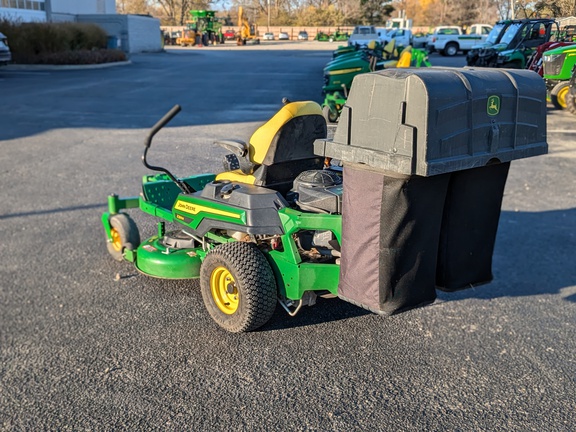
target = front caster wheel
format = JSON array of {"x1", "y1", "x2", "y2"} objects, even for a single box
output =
[
  {"x1": 106, "y1": 213, "x2": 140, "y2": 261},
  {"x1": 323, "y1": 105, "x2": 339, "y2": 123},
  {"x1": 200, "y1": 242, "x2": 277, "y2": 332}
]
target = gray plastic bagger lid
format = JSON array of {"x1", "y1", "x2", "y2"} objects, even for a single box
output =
[{"x1": 314, "y1": 67, "x2": 548, "y2": 176}]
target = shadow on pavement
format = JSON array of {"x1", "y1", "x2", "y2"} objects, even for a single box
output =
[{"x1": 438, "y1": 207, "x2": 576, "y2": 302}]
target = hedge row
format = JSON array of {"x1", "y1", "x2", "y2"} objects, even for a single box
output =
[{"x1": 0, "y1": 20, "x2": 126, "y2": 64}]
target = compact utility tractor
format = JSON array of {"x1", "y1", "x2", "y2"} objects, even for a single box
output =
[
  {"x1": 103, "y1": 68, "x2": 547, "y2": 333},
  {"x1": 542, "y1": 44, "x2": 576, "y2": 109}
]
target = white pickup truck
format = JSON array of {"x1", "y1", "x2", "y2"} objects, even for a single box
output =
[
  {"x1": 347, "y1": 26, "x2": 379, "y2": 47},
  {"x1": 379, "y1": 28, "x2": 413, "y2": 48},
  {"x1": 427, "y1": 24, "x2": 493, "y2": 56}
]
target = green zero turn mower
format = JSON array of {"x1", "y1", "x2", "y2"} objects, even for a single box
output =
[
  {"x1": 103, "y1": 68, "x2": 547, "y2": 333},
  {"x1": 103, "y1": 100, "x2": 341, "y2": 333}
]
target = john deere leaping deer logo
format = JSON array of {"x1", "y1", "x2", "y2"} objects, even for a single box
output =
[{"x1": 487, "y1": 95, "x2": 500, "y2": 116}]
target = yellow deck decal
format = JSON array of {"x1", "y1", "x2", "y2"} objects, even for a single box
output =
[{"x1": 174, "y1": 200, "x2": 241, "y2": 219}]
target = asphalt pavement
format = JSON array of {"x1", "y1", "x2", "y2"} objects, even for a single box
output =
[{"x1": 0, "y1": 42, "x2": 575, "y2": 431}]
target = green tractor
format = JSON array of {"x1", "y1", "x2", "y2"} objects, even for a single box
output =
[
  {"x1": 188, "y1": 10, "x2": 223, "y2": 45},
  {"x1": 542, "y1": 44, "x2": 576, "y2": 109},
  {"x1": 315, "y1": 31, "x2": 330, "y2": 41}
]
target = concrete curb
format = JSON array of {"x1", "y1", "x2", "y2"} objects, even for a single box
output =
[{"x1": 4, "y1": 60, "x2": 132, "y2": 71}]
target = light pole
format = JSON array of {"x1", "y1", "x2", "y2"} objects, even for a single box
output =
[
  {"x1": 45, "y1": 0, "x2": 52, "y2": 22},
  {"x1": 510, "y1": 0, "x2": 515, "y2": 19},
  {"x1": 267, "y1": 0, "x2": 270, "y2": 32}
]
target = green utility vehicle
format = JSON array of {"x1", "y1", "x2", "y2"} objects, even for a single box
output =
[
  {"x1": 542, "y1": 44, "x2": 576, "y2": 109},
  {"x1": 466, "y1": 20, "x2": 513, "y2": 66},
  {"x1": 470, "y1": 18, "x2": 558, "y2": 68}
]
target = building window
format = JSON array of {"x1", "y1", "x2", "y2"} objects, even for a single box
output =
[{"x1": 2, "y1": 0, "x2": 45, "y2": 9}]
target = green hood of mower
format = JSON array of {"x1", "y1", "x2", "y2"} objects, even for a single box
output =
[
  {"x1": 323, "y1": 56, "x2": 370, "y2": 94},
  {"x1": 323, "y1": 55, "x2": 369, "y2": 75},
  {"x1": 325, "y1": 52, "x2": 367, "y2": 68}
]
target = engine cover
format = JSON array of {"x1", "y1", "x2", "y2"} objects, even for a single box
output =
[{"x1": 292, "y1": 170, "x2": 343, "y2": 214}]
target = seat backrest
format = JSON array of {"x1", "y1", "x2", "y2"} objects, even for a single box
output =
[
  {"x1": 248, "y1": 101, "x2": 327, "y2": 166},
  {"x1": 382, "y1": 39, "x2": 396, "y2": 59},
  {"x1": 396, "y1": 46, "x2": 413, "y2": 68},
  {"x1": 216, "y1": 101, "x2": 327, "y2": 193},
  {"x1": 252, "y1": 101, "x2": 327, "y2": 192}
]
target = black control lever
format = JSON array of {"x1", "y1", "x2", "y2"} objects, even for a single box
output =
[{"x1": 142, "y1": 105, "x2": 194, "y2": 194}]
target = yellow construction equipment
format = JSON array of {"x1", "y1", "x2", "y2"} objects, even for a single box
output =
[
  {"x1": 237, "y1": 6, "x2": 260, "y2": 45},
  {"x1": 177, "y1": 29, "x2": 197, "y2": 47}
]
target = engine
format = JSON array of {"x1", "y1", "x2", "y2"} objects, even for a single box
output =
[{"x1": 290, "y1": 169, "x2": 343, "y2": 214}]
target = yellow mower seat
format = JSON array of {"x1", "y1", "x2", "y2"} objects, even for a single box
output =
[
  {"x1": 216, "y1": 101, "x2": 327, "y2": 193},
  {"x1": 382, "y1": 39, "x2": 396, "y2": 60},
  {"x1": 396, "y1": 46, "x2": 413, "y2": 68},
  {"x1": 382, "y1": 45, "x2": 412, "y2": 69}
]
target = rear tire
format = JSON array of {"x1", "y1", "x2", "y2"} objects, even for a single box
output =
[
  {"x1": 566, "y1": 87, "x2": 576, "y2": 115},
  {"x1": 551, "y1": 81, "x2": 570, "y2": 110},
  {"x1": 444, "y1": 43, "x2": 458, "y2": 57},
  {"x1": 200, "y1": 242, "x2": 277, "y2": 333},
  {"x1": 106, "y1": 214, "x2": 140, "y2": 261}
]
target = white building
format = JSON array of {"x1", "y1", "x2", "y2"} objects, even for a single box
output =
[
  {"x1": 0, "y1": 0, "x2": 162, "y2": 53},
  {"x1": 0, "y1": 0, "x2": 116, "y2": 22}
]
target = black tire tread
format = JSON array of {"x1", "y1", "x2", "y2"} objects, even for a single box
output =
[
  {"x1": 444, "y1": 42, "x2": 458, "y2": 57},
  {"x1": 200, "y1": 242, "x2": 277, "y2": 332},
  {"x1": 566, "y1": 88, "x2": 576, "y2": 115}
]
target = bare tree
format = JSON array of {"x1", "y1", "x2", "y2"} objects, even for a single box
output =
[
  {"x1": 117, "y1": 0, "x2": 151, "y2": 14},
  {"x1": 152, "y1": 0, "x2": 211, "y2": 25},
  {"x1": 535, "y1": 0, "x2": 576, "y2": 17}
]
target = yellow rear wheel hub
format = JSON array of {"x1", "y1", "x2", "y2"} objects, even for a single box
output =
[{"x1": 210, "y1": 266, "x2": 239, "y2": 314}]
